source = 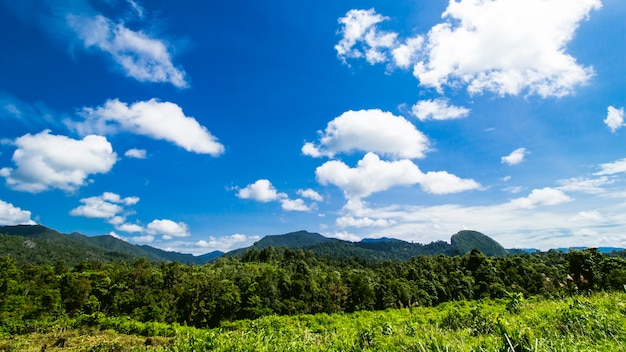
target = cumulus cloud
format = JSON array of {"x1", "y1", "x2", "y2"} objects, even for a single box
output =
[
  {"x1": 116, "y1": 223, "x2": 144, "y2": 233},
  {"x1": 124, "y1": 148, "x2": 146, "y2": 159},
  {"x1": 594, "y1": 158, "x2": 626, "y2": 176},
  {"x1": 336, "y1": 216, "x2": 394, "y2": 228},
  {"x1": 501, "y1": 148, "x2": 527, "y2": 165},
  {"x1": 70, "y1": 192, "x2": 141, "y2": 233},
  {"x1": 337, "y1": 1, "x2": 600, "y2": 97},
  {"x1": 0, "y1": 199, "x2": 35, "y2": 225},
  {"x1": 507, "y1": 187, "x2": 572, "y2": 209},
  {"x1": 604, "y1": 106, "x2": 625, "y2": 133},
  {"x1": 326, "y1": 231, "x2": 363, "y2": 242},
  {"x1": 195, "y1": 233, "x2": 261, "y2": 252},
  {"x1": 303, "y1": 109, "x2": 429, "y2": 159},
  {"x1": 280, "y1": 198, "x2": 311, "y2": 212},
  {"x1": 146, "y1": 219, "x2": 190, "y2": 238},
  {"x1": 297, "y1": 189, "x2": 323, "y2": 202},
  {"x1": 237, "y1": 179, "x2": 314, "y2": 212},
  {"x1": 333, "y1": 192, "x2": 625, "y2": 250},
  {"x1": 316, "y1": 153, "x2": 422, "y2": 199},
  {"x1": 391, "y1": 37, "x2": 424, "y2": 69},
  {"x1": 67, "y1": 13, "x2": 187, "y2": 87},
  {"x1": 70, "y1": 196, "x2": 124, "y2": 219},
  {"x1": 420, "y1": 171, "x2": 481, "y2": 194},
  {"x1": 411, "y1": 99, "x2": 470, "y2": 121},
  {"x1": 335, "y1": 9, "x2": 397, "y2": 65},
  {"x1": 70, "y1": 99, "x2": 224, "y2": 155},
  {"x1": 101, "y1": 192, "x2": 139, "y2": 205},
  {"x1": 316, "y1": 152, "x2": 479, "y2": 199},
  {"x1": 0, "y1": 130, "x2": 117, "y2": 193},
  {"x1": 237, "y1": 179, "x2": 286, "y2": 202}
]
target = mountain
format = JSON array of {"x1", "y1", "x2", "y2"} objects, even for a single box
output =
[
  {"x1": 450, "y1": 230, "x2": 509, "y2": 256},
  {"x1": 0, "y1": 225, "x2": 223, "y2": 265},
  {"x1": 303, "y1": 239, "x2": 453, "y2": 262},
  {"x1": 1, "y1": 224, "x2": 513, "y2": 266},
  {"x1": 255, "y1": 230, "x2": 336, "y2": 248},
  {"x1": 226, "y1": 230, "x2": 337, "y2": 257},
  {"x1": 0, "y1": 225, "x2": 136, "y2": 266},
  {"x1": 228, "y1": 229, "x2": 509, "y2": 261}
]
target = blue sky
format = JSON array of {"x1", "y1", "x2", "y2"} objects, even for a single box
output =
[{"x1": 0, "y1": 0, "x2": 624, "y2": 253}]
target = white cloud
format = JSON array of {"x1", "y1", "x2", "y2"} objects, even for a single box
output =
[
  {"x1": 0, "y1": 94, "x2": 57, "y2": 129},
  {"x1": 594, "y1": 158, "x2": 626, "y2": 176},
  {"x1": 503, "y1": 186, "x2": 524, "y2": 194},
  {"x1": 333, "y1": 197, "x2": 625, "y2": 250},
  {"x1": 501, "y1": 148, "x2": 526, "y2": 165},
  {"x1": 280, "y1": 198, "x2": 312, "y2": 212},
  {"x1": 336, "y1": 216, "x2": 394, "y2": 228},
  {"x1": 303, "y1": 109, "x2": 429, "y2": 159},
  {"x1": 391, "y1": 36, "x2": 424, "y2": 69},
  {"x1": 0, "y1": 199, "x2": 35, "y2": 225},
  {"x1": 557, "y1": 176, "x2": 613, "y2": 194},
  {"x1": 127, "y1": 0, "x2": 145, "y2": 19},
  {"x1": 0, "y1": 130, "x2": 117, "y2": 193},
  {"x1": 237, "y1": 180, "x2": 315, "y2": 212},
  {"x1": 101, "y1": 191, "x2": 139, "y2": 205},
  {"x1": 115, "y1": 223, "x2": 144, "y2": 233},
  {"x1": 338, "y1": 1, "x2": 601, "y2": 97},
  {"x1": 195, "y1": 233, "x2": 261, "y2": 252},
  {"x1": 335, "y1": 9, "x2": 396, "y2": 65},
  {"x1": 124, "y1": 148, "x2": 147, "y2": 159},
  {"x1": 571, "y1": 210, "x2": 603, "y2": 222},
  {"x1": 316, "y1": 153, "x2": 422, "y2": 199},
  {"x1": 108, "y1": 216, "x2": 125, "y2": 226},
  {"x1": 70, "y1": 196, "x2": 124, "y2": 219},
  {"x1": 604, "y1": 106, "x2": 625, "y2": 133},
  {"x1": 415, "y1": 0, "x2": 600, "y2": 96},
  {"x1": 67, "y1": 14, "x2": 187, "y2": 88},
  {"x1": 316, "y1": 152, "x2": 479, "y2": 199},
  {"x1": 146, "y1": 219, "x2": 190, "y2": 238},
  {"x1": 326, "y1": 231, "x2": 362, "y2": 242},
  {"x1": 70, "y1": 99, "x2": 224, "y2": 156},
  {"x1": 70, "y1": 192, "x2": 140, "y2": 233},
  {"x1": 297, "y1": 188, "x2": 323, "y2": 202},
  {"x1": 507, "y1": 187, "x2": 572, "y2": 209},
  {"x1": 420, "y1": 171, "x2": 481, "y2": 194},
  {"x1": 237, "y1": 179, "x2": 286, "y2": 202},
  {"x1": 411, "y1": 99, "x2": 470, "y2": 121}
]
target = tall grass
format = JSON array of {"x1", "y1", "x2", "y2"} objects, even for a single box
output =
[{"x1": 1, "y1": 292, "x2": 624, "y2": 351}]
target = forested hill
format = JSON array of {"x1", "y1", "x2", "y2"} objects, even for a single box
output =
[
  {"x1": 1, "y1": 224, "x2": 515, "y2": 265},
  {"x1": 451, "y1": 230, "x2": 509, "y2": 256},
  {"x1": 0, "y1": 225, "x2": 222, "y2": 266},
  {"x1": 227, "y1": 229, "x2": 509, "y2": 262}
]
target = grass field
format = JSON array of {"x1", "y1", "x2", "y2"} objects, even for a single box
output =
[{"x1": 1, "y1": 292, "x2": 625, "y2": 351}]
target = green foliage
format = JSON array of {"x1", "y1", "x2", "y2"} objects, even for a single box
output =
[
  {"x1": 0, "y1": 225, "x2": 221, "y2": 266},
  {"x1": 451, "y1": 230, "x2": 509, "y2": 256},
  {"x1": 2, "y1": 293, "x2": 626, "y2": 351},
  {"x1": 1, "y1": 242, "x2": 626, "y2": 337}
]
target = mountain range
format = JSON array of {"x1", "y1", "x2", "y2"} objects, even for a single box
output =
[
  {"x1": 0, "y1": 225, "x2": 222, "y2": 266},
  {"x1": 1, "y1": 224, "x2": 621, "y2": 266}
]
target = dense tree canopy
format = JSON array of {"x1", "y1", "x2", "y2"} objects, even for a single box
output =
[{"x1": 1, "y1": 247, "x2": 625, "y2": 332}]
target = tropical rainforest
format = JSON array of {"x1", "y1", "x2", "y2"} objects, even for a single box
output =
[{"x1": 1, "y1": 225, "x2": 626, "y2": 351}]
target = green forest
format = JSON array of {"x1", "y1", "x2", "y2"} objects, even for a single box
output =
[{"x1": 2, "y1": 243, "x2": 626, "y2": 350}]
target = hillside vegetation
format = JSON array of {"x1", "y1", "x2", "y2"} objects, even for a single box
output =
[
  {"x1": 1, "y1": 225, "x2": 516, "y2": 266},
  {"x1": 2, "y1": 225, "x2": 625, "y2": 350},
  {"x1": 0, "y1": 225, "x2": 221, "y2": 266}
]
